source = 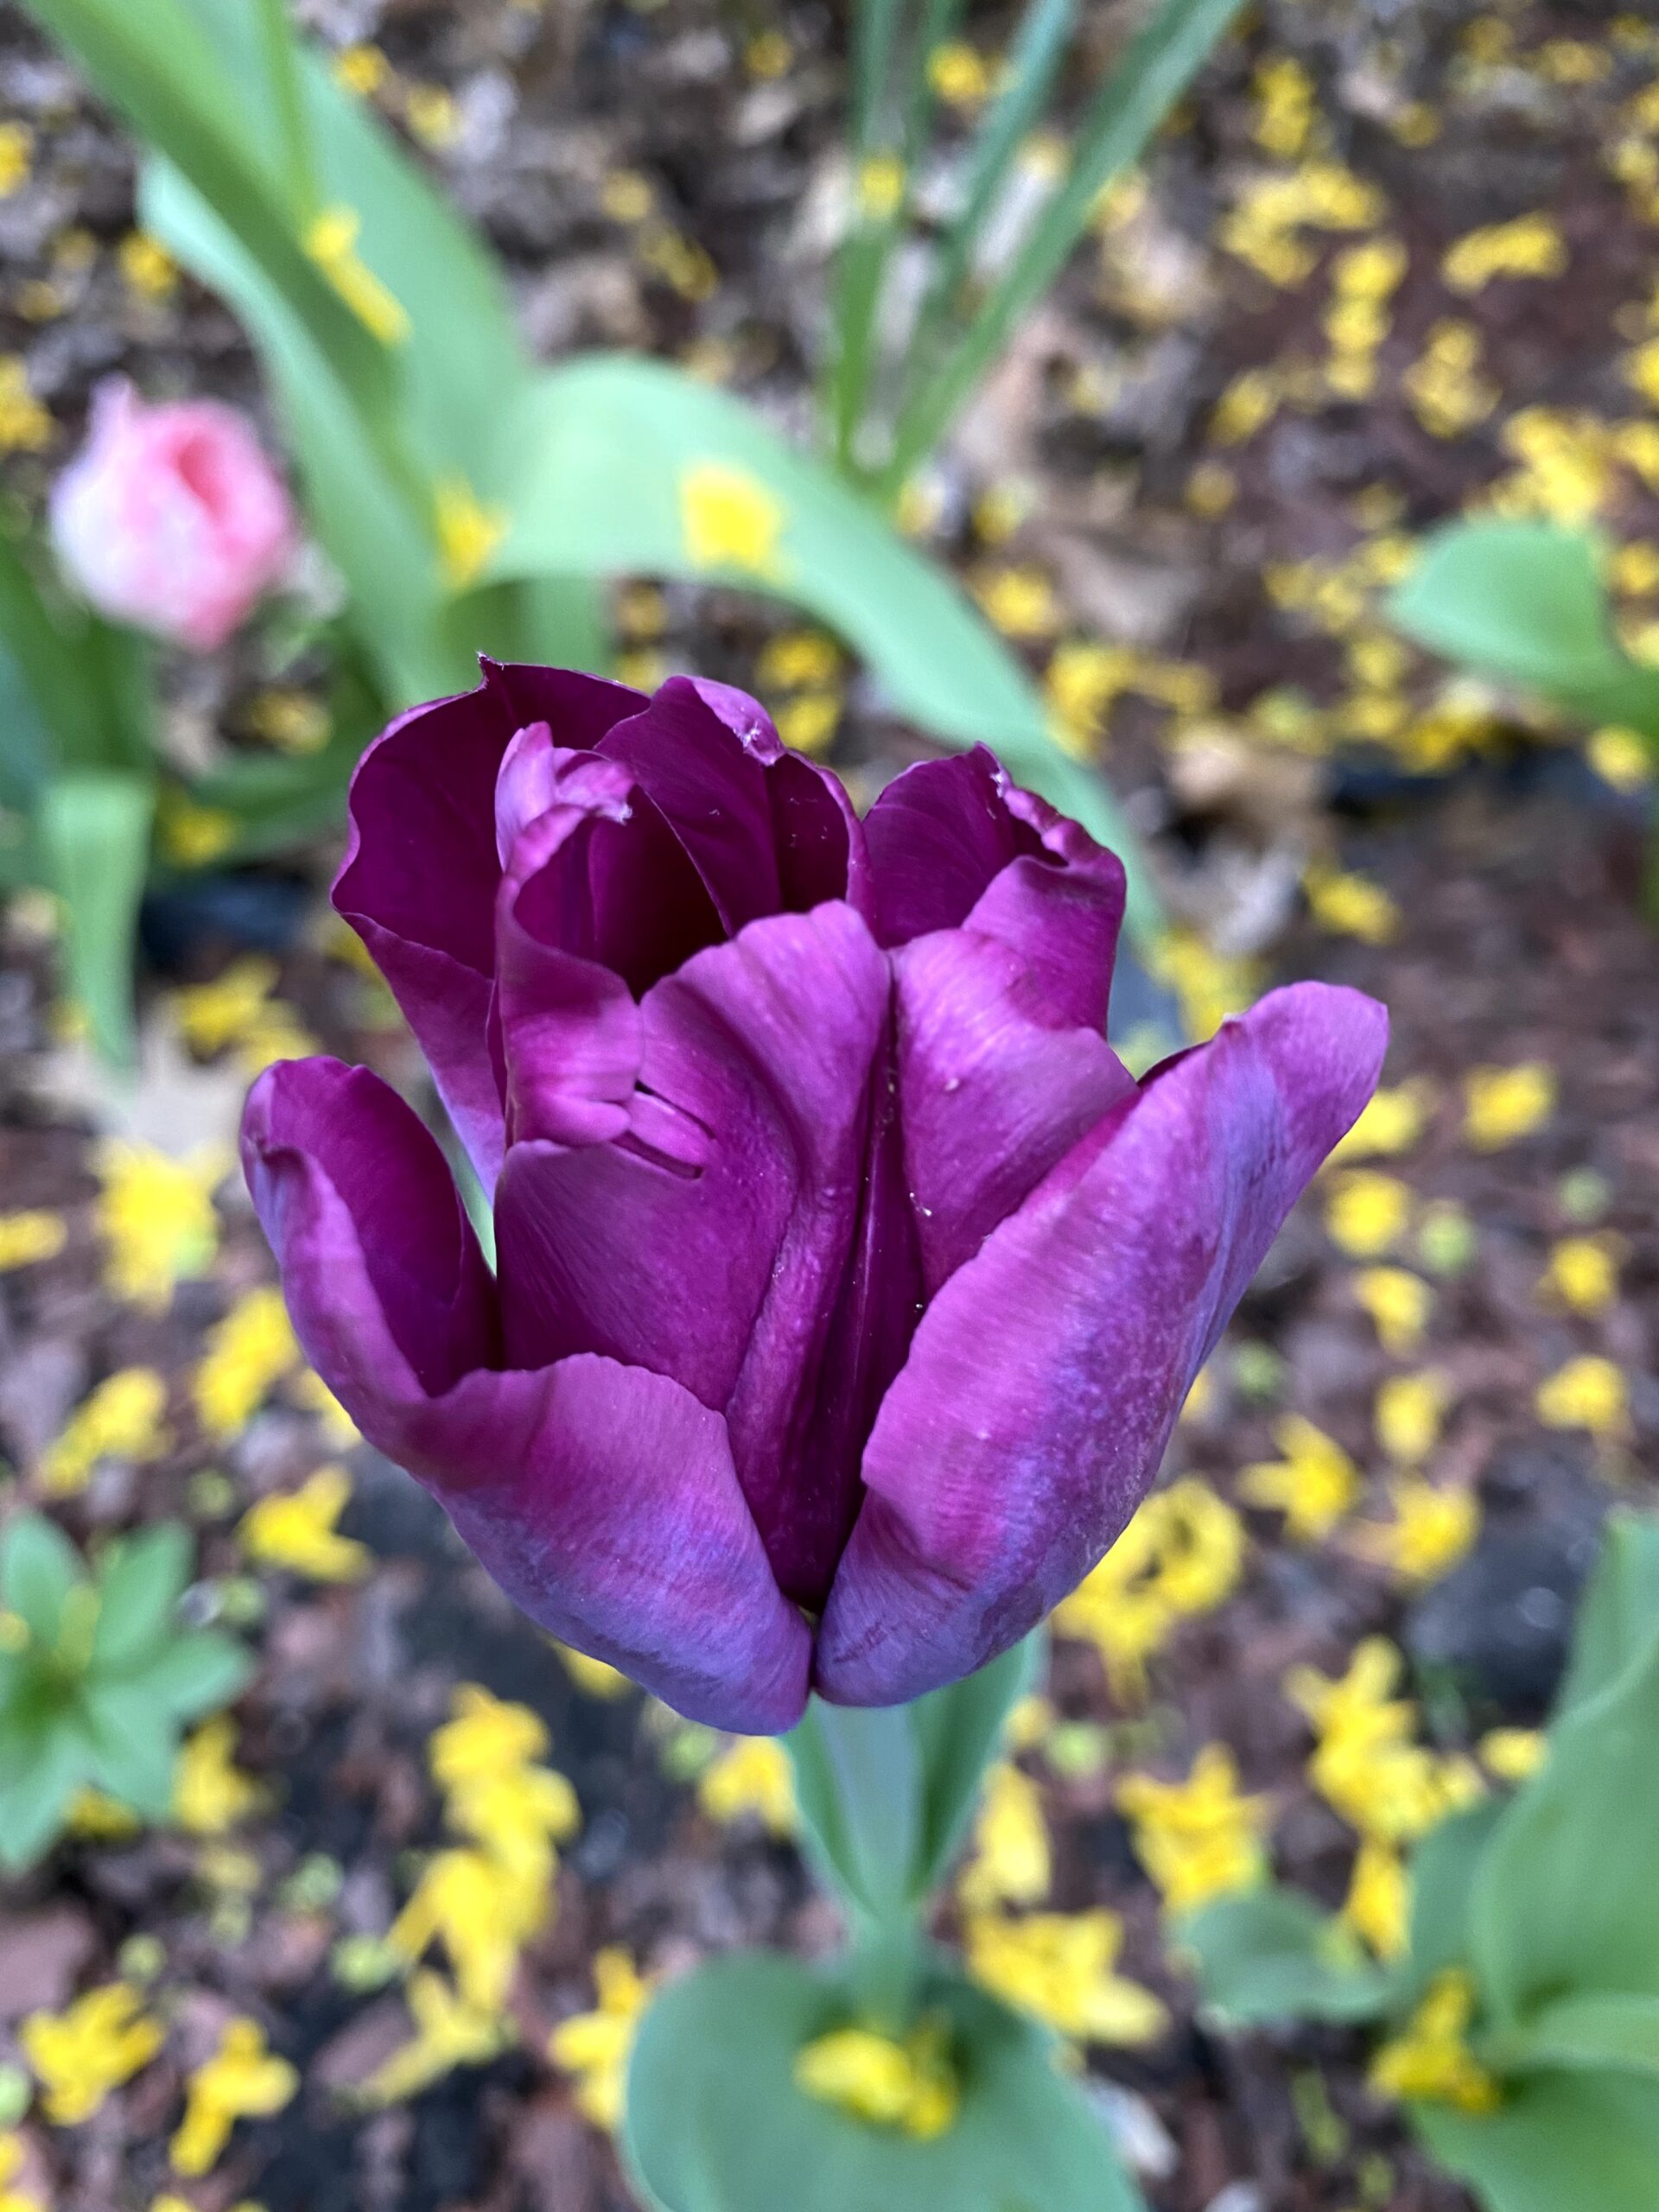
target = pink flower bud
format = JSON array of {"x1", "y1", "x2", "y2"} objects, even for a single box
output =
[{"x1": 49, "y1": 378, "x2": 296, "y2": 652}]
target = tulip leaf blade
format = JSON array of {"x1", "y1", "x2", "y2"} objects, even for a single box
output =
[
  {"x1": 1470, "y1": 1602, "x2": 1659, "y2": 2031},
  {"x1": 909, "y1": 1631, "x2": 1042, "y2": 1899},
  {"x1": 1389, "y1": 520, "x2": 1659, "y2": 741},
  {"x1": 1553, "y1": 1508, "x2": 1659, "y2": 1721},
  {"x1": 1411, "y1": 2070, "x2": 1659, "y2": 2212},
  {"x1": 1178, "y1": 1885, "x2": 1391, "y2": 2029},
  {"x1": 35, "y1": 769, "x2": 155, "y2": 1070},
  {"x1": 624, "y1": 1950, "x2": 1147, "y2": 2212}
]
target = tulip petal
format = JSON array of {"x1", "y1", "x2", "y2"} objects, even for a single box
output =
[
  {"x1": 599, "y1": 677, "x2": 871, "y2": 931},
  {"x1": 494, "y1": 901, "x2": 894, "y2": 1605},
  {"x1": 334, "y1": 666, "x2": 643, "y2": 1186},
  {"x1": 892, "y1": 785, "x2": 1132, "y2": 1292},
  {"x1": 864, "y1": 748, "x2": 1041, "y2": 948},
  {"x1": 243, "y1": 1058, "x2": 808, "y2": 1731},
  {"x1": 817, "y1": 982, "x2": 1389, "y2": 1705}
]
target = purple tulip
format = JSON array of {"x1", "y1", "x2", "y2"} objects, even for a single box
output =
[{"x1": 244, "y1": 663, "x2": 1385, "y2": 1732}]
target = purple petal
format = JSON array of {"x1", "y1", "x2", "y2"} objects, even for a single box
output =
[
  {"x1": 600, "y1": 677, "x2": 873, "y2": 933},
  {"x1": 494, "y1": 902, "x2": 896, "y2": 1607},
  {"x1": 864, "y1": 748, "x2": 1043, "y2": 949},
  {"x1": 816, "y1": 982, "x2": 1389, "y2": 1705},
  {"x1": 242, "y1": 1058, "x2": 807, "y2": 1731},
  {"x1": 334, "y1": 666, "x2": 643, "y2": 1187},
  {"x1": 892, "y1": 783, "x2": 1132, "y2": 1291}
]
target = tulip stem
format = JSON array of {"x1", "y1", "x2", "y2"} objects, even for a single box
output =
[{"x1": 790, "y1": 1698, "x2": 927, "y2": 2031}]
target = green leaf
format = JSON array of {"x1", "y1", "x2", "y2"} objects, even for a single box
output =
[
  {"x1": 1508, "y1": 1993, "x2": 1659, "y2": 2081},
  {"x1": 884, "y1": 0, "x2": 1244, "y2": 486},
  {"x1": 130, "y1": 1629, "x2": 253, "y2": 1719},
  {"x1": 90, "y1": 1523, "x2": 193, "y2": 1669},
  {"x1": 1389, "y1": 522, "x2": 1659, "y2": 741},
  {"x1": 36, "y1": 770, "x2": 154, "y2": 1067},
  {"x1": 0, "y1": 1513, "x2": 84, "y2": 1644},
  {"x1": 1554, "y1": 1511, "x2": 1659, "y2": 1720},
  {"x1": 1471, "y1": 1621, "x2": 1659, "y2": 2027},
  {"x1": 79, "y1": 1681, "x2": 178, "y2": 1819},
  {"x1": 624, "y1": 1952, "x2": 1147, "y2": 2212},
  {"x1": 1178, "y1": 1885, "x2": 1391, "y2": 2028},
  {"x1": 0, "y1": 523, "x2": 130, "y2": 777},
  {"x1": 491, "y1": 355, "x2": 1163, "y2": 942},
  {"x1": 0, "y1": 1719, "x2": 87, "y2": 1869},
  {"x1": 786, "y1": 1702, "x2": 922, "y2": 1924},
  {"x1": 1413, "y1": 2070, "x2": 1659, "y2": 2212},
  {"x1": 1391, "y1": 1799, "x2": 1505, "y2": 2012},
  {"x1": 910, "y1": 1633, "x2": 1041, "y2": 1897}
]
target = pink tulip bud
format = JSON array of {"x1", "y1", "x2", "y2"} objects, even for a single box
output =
[{"x1": 49, "y1": 378, "x2": 296, "y2": 652}]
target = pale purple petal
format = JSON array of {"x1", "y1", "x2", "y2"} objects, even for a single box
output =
[
  {"x1": 241, "y1": 1057, "x2": 807, "y2": 1731},
  {"x1": 816, "y1": 983, "x2": 1389, "y2": 1705}
]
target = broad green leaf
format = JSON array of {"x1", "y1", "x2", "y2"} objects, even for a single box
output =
[
  {"x1": 1389, "y1": 522, "x2": 1659, "y2": 741},
  {"x1": 0, "y1": 1513, "x2": 83, "y2": 1644},
  {"x1": 1507, "y1": 1993, "x2": 1659, "y2": 2081},
  {"x1": 910, "y1": 1632, "x2": 1040, "y2": 1897},
  {"x1": 1414, "y1": 2070, "x2": 1659, "y2": 2212},
  {"x1": 21, "y1": 0, "x2": 394, "y2": 427},
  {"x1": 142, "y1": 161, "x2": 449, "y2": 706},
  {"x1": 131, "y1": 1629, "x2": 254, "y2": 1719},
  {"x1": 1554, "y1": 1511, "x2": 1659, "y2": 1720},
  {"x1": 0, "y1": 639, "x2": 54, "y2": 810},
  {"x1": 0, "y1": 524, "x2": 119, "y2": 776},
  {"x1": 79, "y1": 1681, "x2": 178, "y2": 1819},
  {"x1": 624, "y1": 1952, "x2": 1146, "y2": 2212},
  {"x1": 1471, "y1": 1624, "x2": 1659, "y2": 2026},
  {"x1": 0, "y1": 1719, "x2": 87, "y2": 1870},
  {"x1": 90, "y1": 1523, "x2": 193, "y2": 1669},
  {"x1": 1179, "y1": 1885, "x2": 1390, "y2": 2028},
  {"x1": 786, "y1": 1701, "x2": 921, "y2": 1924},
  {"x1": 1393, "y1": 1800, "x2": 1504, "y2": 2012},
  {"x1": 492, "y1": 355, "x2": 1162, "y2": 940},
  {"x1": 36, "y1": 770, "x2": 154, "y2": 1066},
  {"x1": 884, "y1": 0, "x2": 1244, "y2": 486}
]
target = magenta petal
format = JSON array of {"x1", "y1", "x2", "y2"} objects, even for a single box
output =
[
  {"x1": 242, "y1": 1059, "x2": 806, "y2": 1730},
  {"x1": 241, "y1": 1057, "x2": 499, "y2": 1401},
  {"x1": 494, "y1": 902, "x2": 893, "y2": 1605},
  {"x1": 863, "y1": 748, "x2": 1044, "y2": 948},
  {"x1": 334, "y1": 668, "x2": 642, "y2": 1187},
  {"x1": 816, "y1": 982, "x2": 1389, "y2": 1705}
]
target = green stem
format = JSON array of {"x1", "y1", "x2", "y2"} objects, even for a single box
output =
[{"x1": 256, "y1": 0, "x2": 321, "y2": 227}]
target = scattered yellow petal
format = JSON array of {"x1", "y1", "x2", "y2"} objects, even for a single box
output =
[
  {"x1": 964, "y1": 1909, "x2": 1167, "y2": 2044},
  {"x1": 1352, "y1": 1476, "x2": 1478, "y2": 1586},
  {"x1": 118, "y1": 231, "x2": 177, "y2": 300},
  {"x1": 0, "y1": 357, "x2": 51, "y2": 453},
  {"x1": 680, "y1": 460, "x2": 788, "y2": 582},
  {"x1": 430, "y1": 1684, "x2": 549, "y2": 1794},
  {"x1": 238, "y1": 1465, "x2": 370, "y2": 1581},
  {"x1": 405, "y1": 84, "x2": 459, "y2": 149},
  {"x1": 796, "y1": 2018, "x2": 957, "y2": 2138},
  {"x1": 1479, "y1": 1727, "x2": 1546, "y2": 1783},
  {"x1": 1324, "y1": 1170, "x2": 1413, "y2": 1257},
  {"x1": 548, "y1": 1948, "x2": 651, "y2": 2132},
  {"x1": 333, "y1": 42, "x2": 390, "y2": 98},
  {"x1": 973, "y1": 563, "x2": 1060, "y2": 639},
  {"x1": 1463, "y1": 1063, "x2": 1555, "y2": 1149},
  {"x1": 170, "y1": 2019, "x2": 296, "y2": 2177},
  {"x1": 1116, "y1": 1745, "x2": 1269, "y2": 1914},
  {"x1": 1304, "y1": 865, "x2": 1398, "y2": 944},
  {"x1": 1329, "y1": 1081, "x2": 1433, "y2": 1163},
  {"x1": 363, "y1": 1969, "x2": 509, "y2": 2104},
  {"x1": 1541, "y1": 1235, "x2": 1619, "y2": 1315},
  {"x1": 928, "y1": 40, "x2": 990, "y2": 109},
  {"x1": 957, "y1": 1762, "x2": 1050, "y2": 1911},
  {"x1": 1353, "y1": 1267, "x2": 1433, "y2": 1354},
  {"x1": 434, "y1": 476, "x2": 508, "y2": 591},
  {"x1": 1052, "y1": 1480, "x2": 1243, "y2": 1702},
  {"x1": 774, "y1": 691, "x2": 841, "y2": 754},
  {"x1": 94, "y1": 1140, "x2": 221, "y2": 1310},
  {"x1": 696, "y1": 1737, "x2": 796, "y2": 1836},
  {"x1": 175, "y1": 1718, "x2": 267, "y2": 1837},
  {"x1": 1535, "y1": 1355, "x2": 1630, "y2": 1439},
  {"x1": 0, "y1": 1210, "x2": 67, "y2": 1269},
  {"x1": 1344, "y1": 1834, "x2": 1409, "y2": 1960},
  {"x1": 388, "y1": 1847, "x2": 548, "y2": 2014},
  {"x1": 1442, "y1": 213, "x2": 1567, "y2": 294},
  {"x1": 304, "y1": 206, "x2": 410, "y2": 346},
  {"x1": 1238, "y1": 1414, "x2": 1361, "y2": 1543},
  {"x1": 1370, "y1": 1971, "x2": 1501, "y2": 2113},
  {"x1": 40, "y1": 1366, "x2": 168, "y2": 1496},
  {"x1": 557, "y1": 1644, "x2": 632, "y2": 1698},
  {"x1": 855, "y1": 151, "x2": 907, "y2": 222},
  {"x1": 1588, "y1": 725, "x2": 1654, "y2": 791},
  {"x1": 21, "y1": 1983, "x2": 163, "y2": 2125},
  {"x1": 194, "y1": 1287, "x2": 300, "y2": 1442}
]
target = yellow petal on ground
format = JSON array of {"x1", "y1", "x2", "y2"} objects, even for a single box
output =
[
  {"x1": 238, "y1": 1465, "x2": 371, "y2": 1582},
  {"x1": 696, "y1": 1737, "x2": 797, "y2": 1836},
  {"x1": 548, "y1": 1948, "x2": 652, "y2": 2133},
  {"x1": 0, "y1": 1209, "x2": 67, "y2": 1269},
  {"x1": 1535, "y1": 1355, "x2": 1630, "y2": 1439},
  {"x1": 1353, "y1": 1266, "x2": 1433, "y2": 1353},
  {"x1": 1324, "y1": 1170, "x2": 1413, "y2": 1257},
  {"x1": 1238, "y1": 1414, "x2": 1361, "y2": 1543},
  {"x1": 1541, "y1": 1235, "x2": 1619, "y2": 1315},
  {"x1": 1463, "y1": 1062, "x2": 1555, "y2": 1149}
]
